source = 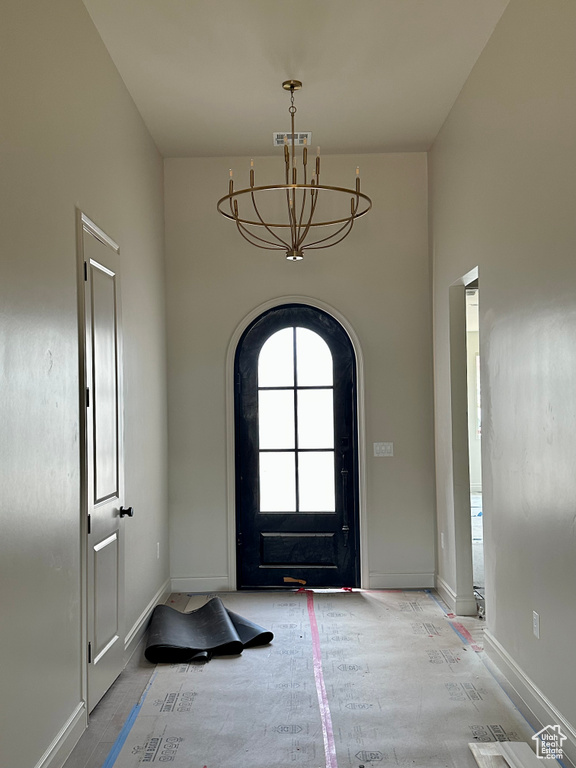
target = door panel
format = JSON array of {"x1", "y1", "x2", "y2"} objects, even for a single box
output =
[
  {"x1": 92, "y1": 264, "x2": 119, "y2": 503},
  {"x1": 93, "y1": 532, "x2": 119, "y2": 662},
  {"x1": 81, "y1": 219, "x2": 125, "y2": 713},
  {"x1": 235, "y1": 304, "x2": 359, "y2": 588},
  {"x1": 260, "y1": 532, "x2": 337, "y2": 565}
]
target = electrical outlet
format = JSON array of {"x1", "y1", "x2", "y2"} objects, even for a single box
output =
[
  {"x1": 533, "y1": 611, "x2": 540, "y2": 639},
  {"x1": 374, "y1": 442, "x2": 394, "y2": 457},
  {"x1": 156, "y1": 542, "x2": 160, "y2": 560}
]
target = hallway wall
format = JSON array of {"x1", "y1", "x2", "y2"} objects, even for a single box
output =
[
  {"x1": 429, "y1": 0, "x2": 576, "y2": 758},
  {"x1": 0, "y1": 2, "x2": 168, "y2": 767},
  {"x1": 164, "y1": 153, "x2": 436, "y2": 592}
]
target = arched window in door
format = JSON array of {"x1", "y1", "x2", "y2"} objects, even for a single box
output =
[
  {"x1": 235, "y1": 304, "x2": 359, "y2": 589},
  {"x1": 258, "y1": 327, "x2": 335, "y2": 513}
]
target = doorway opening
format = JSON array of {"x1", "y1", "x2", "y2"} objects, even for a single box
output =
[
  {"x1": 446, "y1": 270, "x2": 478, "y2": 616},
  {"x1": 465, "y1": 284, "x2": 484, "y2": 615},
  {"x1": 234, "y1": 304, "x2": 360, "y2": 589}
]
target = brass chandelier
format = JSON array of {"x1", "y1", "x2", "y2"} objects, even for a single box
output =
[{"x1": 217, "y1": 80, "x2": 372, "y2": 261}]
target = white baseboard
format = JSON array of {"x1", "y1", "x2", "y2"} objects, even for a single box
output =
[
  {"x1": 171, "y1": 576, "x2": 232, "y2": 593},
  {"x1": 124, "y1": 578, "x2": 171, "y2": 658},
  {"x1": 434, "y1": 574, "x2": 456, "y2": 609},
  {"x1": 35, "y1": 702, "x2": 86, "y2": 768},
  {"x1": 435, "y1": 574, "x2": 478, "y2": 615},
  {"x1": 368, "y1": 572, "x2": 435, "y2": 589},
  {"x1": 484, "y1": 630, "x2": 576, "y2": 768}
]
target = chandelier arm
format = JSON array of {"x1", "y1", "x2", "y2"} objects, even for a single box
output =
[
  {"x1": 291, "y1": 205, "x2": 298, "y2": 252},
  {"x1": 235, "y1": 204, "x2": 290, "y2": 249},
  {"x1": 235, "y1": 219, "x2": 287, "y2": 250},
  {"x1": 234, "y1": 204, "x2": 363, "y2": 253},
  {"x1": 296, "y1": 159, "x2": 311, "y2": 240},
  {"x1": 296, "y1": 187, "x2": 309, "y2": 243},
  {"x1": 228, "y1": 193, "x2": 291, "y2": 249},
  {"x1": 296, "y1": 186, "x2": 322, "y2": 249},
  {"x1": 237, "y1": 219, "x2": 289, "y2": 249},
  {"x1": 305, "y1": 219, "x2": 356, "y2": 251},
  {"x1": 296, "y1": 190, "x2": 315, "y2": 249},
  {"x1": 284, "y1": 143, "x2": 290, "y2": 184},
  {"x1": 296, "y1": 166, "x2": 322, "y2": 246},
  {"x1": 248, "y1": 188, "x2": 293, "y2": 249},
  {"x1": 287, "y1": 186, "x2": 300, "y2": 250},
  {"x1": 300, "y1": 215, "x2": 356, "y2": 250},
  {"x1": 299, "y1": 191, "x2": 362, "y2": 249},
  {"x1": 284, "y1": 188, "x2": 295, "y2": 250}
]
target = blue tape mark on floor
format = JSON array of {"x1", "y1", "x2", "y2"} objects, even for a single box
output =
[
  {"x1": 424, "y1": 591, "x2": 568, "y2": 767},
  {"x1": 424, "y1": 588, "x2": 450, "y2": 615},
  {"x1": 448, "y1": 622, "x2": 472, "y2": 645},
  {"x1": 101, "y1": 670, "x2": 157, "y2": 768}
]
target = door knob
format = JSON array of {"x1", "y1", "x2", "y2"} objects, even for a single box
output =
[{"x1": 119, "y1": 506, "x2": 134, "y2": 518}]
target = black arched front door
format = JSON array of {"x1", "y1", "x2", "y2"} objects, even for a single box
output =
[{"x1": 235, "y1": 304, "x2": 359, "y2": 588}]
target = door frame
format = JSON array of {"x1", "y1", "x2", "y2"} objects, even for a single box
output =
[
  {"x1": 225, "y1": 296, "x2": 368, "y2": 590},
  {"x1": 76, "y1": 210, "x2": 124, "y2": 713},
  {"x1": 442, "y1": 267, "x2": 479, "y2": 615}
]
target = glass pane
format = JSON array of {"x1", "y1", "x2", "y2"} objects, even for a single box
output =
[
  {"x1": 258, "y1": 327, "x2": 294, "y2": 387},
  {"x1": 298, "y1": 452, "x2": 335, "y2": 512},
  {"x1": 259, "y1": 452, "x2": 296, "y2": 512},
  {"x1": 258, "y1": 390, "x2": 295, "y2": 449},
  {"x1": 297, "y1": 390, "x2": 334, "y2": 449},
  {"x1": 295, "y1": 327, "x2": 333, "y2": 386}
]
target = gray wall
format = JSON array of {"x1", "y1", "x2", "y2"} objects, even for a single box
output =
[
  {"x1": 164, "y1": 153, "x2": 436, "y2": 592},
  {"x1": 430, "y1": 0, "x2": 576, "y2": 757},
  {"x1": 0, "y1": 1, "x2": 168, "y2": 766}
]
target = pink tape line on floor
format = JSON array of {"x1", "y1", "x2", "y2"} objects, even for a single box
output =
[
  {"x1": 306, "y1": 591, "x2": 338, "y2": 768},
  {"x1": 451, "y1": 620, "x2": 483, "y2": 652}
]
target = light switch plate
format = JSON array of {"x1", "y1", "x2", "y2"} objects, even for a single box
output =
[{"x1": 374, "y1": 442, "x2": 394, "y2": 457}]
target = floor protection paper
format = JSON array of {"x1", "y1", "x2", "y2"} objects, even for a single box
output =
[{"x1": 108, "y1": 590, "x2": 536, "y2": 768}]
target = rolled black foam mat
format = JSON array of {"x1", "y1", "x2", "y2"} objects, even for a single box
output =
[{"x1": 145, "y1": 596, "x2": 273, "y2": 663}]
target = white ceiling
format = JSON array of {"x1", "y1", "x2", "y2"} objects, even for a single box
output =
[{"x1": 82, "y1": 0, "x2": 509, "y2": 158}]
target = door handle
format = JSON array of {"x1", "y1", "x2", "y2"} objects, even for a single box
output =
[
  {"x1": 340, "y1": 466, "x2": 349, "y2": 547},
  {"x1": 119, "y1": 506, "x2": 134, "y2": 518}
]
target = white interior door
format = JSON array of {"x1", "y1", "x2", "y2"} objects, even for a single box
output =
[{"x1": 80, "y1": 215, "x2": 127, "y2": 713}]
